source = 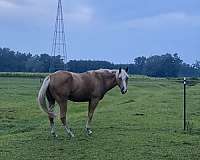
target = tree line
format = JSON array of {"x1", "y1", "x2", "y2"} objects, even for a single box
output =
[{"x1": 0, "y1": 47, "x2": 199, "y2": 77}]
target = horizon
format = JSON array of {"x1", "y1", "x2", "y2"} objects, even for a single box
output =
[
  {"x1": 0, "y1": 47, "x2": 194, "y2": 65},
  {"x1": 0, "y1": 0, "x2": 199, "y2": 64}
]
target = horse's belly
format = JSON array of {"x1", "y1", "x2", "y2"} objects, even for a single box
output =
[{"x1": 68, "y1": 94, "x2": 90, "y2": 102}]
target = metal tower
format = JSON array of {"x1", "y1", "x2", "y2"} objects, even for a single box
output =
[{"x1": 50, "y1": 0, "x2": 67, "y2": 72}]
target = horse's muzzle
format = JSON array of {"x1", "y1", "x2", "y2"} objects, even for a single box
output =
[{"x1": 121, "y1": 89, "x2": 127, "y2": 94}]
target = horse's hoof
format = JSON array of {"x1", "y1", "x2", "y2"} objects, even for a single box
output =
[
  {"x1": 70, "y1": 133, "x2": 75, "y2": 138},
  {"x1": 51, "y1": 132, "x2": 58, "y2": 138},
  {"x1": 86, "y1": 128, "x2": 92, "y2": 135},
  {"x1": 68, "y1": 128, "x2": 75, "y2": 138},
  {"x1": 69, "y1": 131, "x2": 75, "y2": 138},
  {"x1": 54, "y1": 134, "x2": 58, "y2": 138}
]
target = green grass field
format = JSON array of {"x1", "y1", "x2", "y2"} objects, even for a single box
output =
[{"x1": 1, "y1": 76, "x2": 200, "y2": 160}]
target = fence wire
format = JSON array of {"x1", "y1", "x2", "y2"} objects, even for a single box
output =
[{"x1": 128, "y1": 77, "x2": 200, "y2": 134}]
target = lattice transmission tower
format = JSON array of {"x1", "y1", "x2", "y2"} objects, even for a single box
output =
[{"x1": 49, "y1": 0, "x2": 67, "y2": 72}]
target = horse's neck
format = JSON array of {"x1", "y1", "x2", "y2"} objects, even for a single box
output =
[{"x1": 103, "y1": 72, "x2": 117, "y2": 92}]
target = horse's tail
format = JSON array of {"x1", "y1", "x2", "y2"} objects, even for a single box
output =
[{"x1": 38, "y1": 76, "x2": 56, "y2": 118}]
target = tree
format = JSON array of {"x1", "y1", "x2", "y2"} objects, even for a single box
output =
[
  {"x1": 0, "y1": 47, "x2": 199, "y2": 77},
  {"x1": 134, "y1": 56, "x2": 146, "y2": 74},
  {"x1": 144, "y1": 53, "x2": 182, "y2": 77}
]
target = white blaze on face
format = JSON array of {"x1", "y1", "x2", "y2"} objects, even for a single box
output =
[{"x1": 118, "y1": 69, "x2": 129, "y2": 93}]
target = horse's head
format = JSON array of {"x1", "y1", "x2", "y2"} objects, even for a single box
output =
[{"x1": 116, "y1": 67, "x2": 129, "y2": 94}]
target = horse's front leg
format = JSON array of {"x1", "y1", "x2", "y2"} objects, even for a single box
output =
[
  {"x1": 86, "y1": 98, "x2": 99, "y2": 135},
  {"x1": 59, "y1": 100, "x2": 75, "y2": 138}
]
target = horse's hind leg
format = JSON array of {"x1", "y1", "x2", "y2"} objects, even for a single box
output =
[
  {"x1": 58, "y1": 100, "x2": 75, "y2": 138},
  {"x1": 86, "y1": 98, "x2": 99, "y2": 135},
  {"x1": 46, "y1": 89, "x2": 57, "y2": 137},
  {"x1": 48, "y1": 115, "x2": 57, "y2": 137}
]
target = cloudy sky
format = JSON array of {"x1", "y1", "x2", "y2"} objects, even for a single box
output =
[{"x1": 0, "y1": 0, "x2": 199, "y2": 64}]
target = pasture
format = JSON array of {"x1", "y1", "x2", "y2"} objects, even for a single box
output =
[{"x1": 0, "y1": 76, "x2": 200, "y2": 160}]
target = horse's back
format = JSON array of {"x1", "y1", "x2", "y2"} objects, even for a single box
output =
[
  {"x1": 48, "y1": 70, "x2": 109, "y2": 102},
  {"x1": 48, "y1": 71, "x2": 97, "y2": 101},
  {"x1": 50, "y1": 71, "x2": 73, "y2": 86},
  {"x1": 69, "y1": 71, "x2": 101, "y2": 101},
  {"x1": 48, "y1": 71, "x2": 73, "y2": 99}
]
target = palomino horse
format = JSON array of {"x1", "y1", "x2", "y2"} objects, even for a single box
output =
[{"x1": 38, "y1": 67, "x2": 129, "y2": 137}]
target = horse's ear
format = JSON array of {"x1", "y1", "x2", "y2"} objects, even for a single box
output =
[
  {"x1": 119, "y1": 67, "x2": 122, "y2": 74},
  {"x1": 125, "y1": 67, "x2": 128, "y2": 73}
]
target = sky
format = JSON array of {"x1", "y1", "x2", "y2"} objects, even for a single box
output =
[{"x1": 0, "y1": 0, "x2": 199, "y2": 64}]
